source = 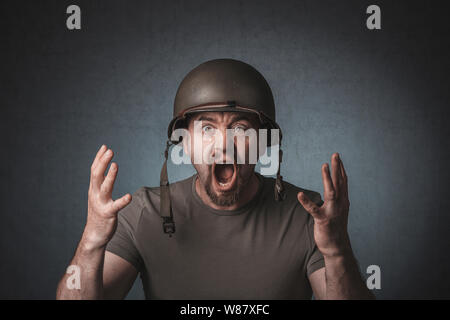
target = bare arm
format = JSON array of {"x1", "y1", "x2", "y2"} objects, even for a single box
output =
[
  {"x1": 56, "y1": 145, "x2": 136, "y2": 299},
  {"x1": 309, "y1": 255, "x2": 374, "y2": 300},
  {"x1": 299, "y1": 153, "x2": 374, "y2": 300},
  {"x1": 56, "y1": 243, "x2": 138, "y2": 299}
]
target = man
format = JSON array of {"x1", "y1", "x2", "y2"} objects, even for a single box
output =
[{"x1": 56, "y1": 59, "x2": 374, "y2": 299}]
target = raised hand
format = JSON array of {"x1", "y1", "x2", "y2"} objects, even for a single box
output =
[
  {"x1": 82, "y1": 145, "x2": 132, "y2": 250},
  {"x1": 297, "y1": 152, "x2": 351, "y2": 258}
]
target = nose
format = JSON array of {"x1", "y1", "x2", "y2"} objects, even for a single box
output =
[{"x1": 213, "y1": 128, "x2": 234, "y2": 164}]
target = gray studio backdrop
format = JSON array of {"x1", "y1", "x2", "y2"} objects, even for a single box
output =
[{"x1": 1, "y1": 0, "x2": 449, "y2": 299}]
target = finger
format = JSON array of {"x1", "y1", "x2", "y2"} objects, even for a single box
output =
[
  {"x1": 101, "y1": 162, "x2": 118, "y2": 198},
  {"x1": 89, "y1": 145, "x2": 107, "y2": 191},
  {"x1": 297, "y1": 192, "x2": 323, "y2": 219},
  {"x1": 91, "y1": 145, "x2": 107, "y2": 172},
  {"x1": 112, "y1": 193, "x2": 132, "y2": 212},
  {"x1": 91, "y1": 148, "x2": 114, "y2": 190},
  {"x1": 331, "y1": 153, "x2": 341, "y2": 197},
  {"x1": 321, "y1": 163, "x2": 336, "y2": 201},
  {"x1": 339, "y1": 157, "x2": 349, "y2": 199}
]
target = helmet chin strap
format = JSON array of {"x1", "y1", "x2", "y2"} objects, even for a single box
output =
[
  {"x1": 159, "y1": 134, "x2": 286, "y2": 237},
  {"x1": 160, "y1": 139, "x2": 175, "y2": 237},
  {"x1": 274, "y1": 148, "x2": 286, "y2": 201}
]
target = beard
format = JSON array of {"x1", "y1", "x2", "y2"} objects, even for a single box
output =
[
  {"x1": 196, "y1": 164, "x2": 254, "y2": 207},
  {"x1": 204, "y1": 178, "x2": 240, "y2": 206}
]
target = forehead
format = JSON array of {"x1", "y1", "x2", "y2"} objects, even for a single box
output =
[{"x1": 188, "y1": 111, "x2": 260, "y2": 125}]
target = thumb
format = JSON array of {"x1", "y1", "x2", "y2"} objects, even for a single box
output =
[
  {"x1": 297, "y1": 191, "x2": 322, "y2": 219},
  {"x1": 112, "y1": 193, "x2": 132, "y2": 213}
]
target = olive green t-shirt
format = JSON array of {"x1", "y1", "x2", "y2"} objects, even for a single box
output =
[{"x1": 106, "y1": 173, "x2": 325, "y2": 299}]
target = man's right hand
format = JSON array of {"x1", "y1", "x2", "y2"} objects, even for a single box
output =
[{"x1": 82, "y1": 145, "x2": 132, "y2": 251}]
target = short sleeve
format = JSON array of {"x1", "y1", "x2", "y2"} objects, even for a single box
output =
[
  {"x1": 305, "y1": 191, "x2": 325, "y2": 276},
  {"x1": 106, "y1": 189, "x2": 144, "y2": 273}
]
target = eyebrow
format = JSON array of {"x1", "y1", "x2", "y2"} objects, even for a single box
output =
[
  {"x1": 197, "y1": 116, "x2": 216, "y2": 122},
  {"x1": 228, "y1": 115, "x2": 253, "y2": 123}
]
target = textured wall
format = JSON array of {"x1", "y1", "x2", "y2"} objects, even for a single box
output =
[{"x1": 1, "y1": 0, "x2": 449, "y2": 299}]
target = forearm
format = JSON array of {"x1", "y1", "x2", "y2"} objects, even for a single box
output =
[
  {"x1": 324, "y1": 250, "x2": 375, "y2": 300},
  {"x1": 56, "y1": 233, "x2": 106, "y2": 300}
]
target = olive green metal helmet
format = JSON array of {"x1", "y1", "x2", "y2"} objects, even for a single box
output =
[
  {"x1": 160, "y1": 58, "x2": 286, "y2": 236},
  {"x1": 168, "y1": 58, "x2": 281, "y2": 143}
]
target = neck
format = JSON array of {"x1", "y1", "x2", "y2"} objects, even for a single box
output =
[{"x1": 195, "y1": 172, "x2": 260, "y2": 211}]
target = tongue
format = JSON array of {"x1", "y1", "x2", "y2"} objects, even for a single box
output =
[{"x1": 215, "y1": 164, "x2": 234, "y2": 183}]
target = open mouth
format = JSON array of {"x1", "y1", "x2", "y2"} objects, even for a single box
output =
[{"x1": 213, "y1": 162, "x2": 237, "y2": 190}]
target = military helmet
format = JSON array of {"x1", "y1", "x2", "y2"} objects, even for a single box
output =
[
  {"x1": 168, "y1": 58, "x2": 281, "y2": 144},
  {"x1": 160, "y1": 59, "x2": 286, "y2": 236}
]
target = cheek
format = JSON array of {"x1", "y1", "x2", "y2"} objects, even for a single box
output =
[
  {"x1": 193, "y1": 163, "x2": 211, "y2": 180},
  {"x1": 191, "y1": 132, "x2": 215, "y2": 156},
  {"x1": 186, "y1": 132, "x2": 206, "y2": 163},
  {"x1": 235, "y1": 136, "x2": 258, "y2": 164},
  {"x1": 237, "y1": 164, "x2": 256, "y2": 180}
]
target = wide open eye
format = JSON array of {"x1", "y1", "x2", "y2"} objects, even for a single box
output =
[
  {"x1": 233, "y1": 125, "x2": 246, "y2": 135},
  {"x1": 202, "y1": 125, "x2": 215, "y2": 136}
]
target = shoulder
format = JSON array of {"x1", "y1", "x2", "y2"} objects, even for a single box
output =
[
  {"x1": 259, "y1": 174, "x2": 323, "y2": 207},
  {"x1": 124, "y1": 175, "x2": 195, "y2": 218},
  {"x1": 259, "y1": 175, "x2": 321, "y2": 250}
]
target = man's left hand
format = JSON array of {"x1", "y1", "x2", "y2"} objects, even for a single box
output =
[{"x1": 297, "y1": 152, "x2": 352, "y2": 258}]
